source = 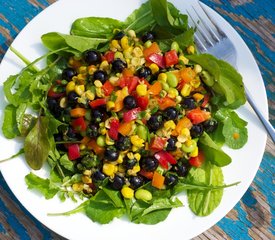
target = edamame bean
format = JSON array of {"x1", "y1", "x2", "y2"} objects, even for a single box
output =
[
  {"x1": 161, "y1": 81, "x2": 170, "y2": 91},
  {"x1": 171, "y1": 41, "x2": 179, "y2": 52},
  {"x1": 135, "y1": 189, "x2": 152, "y2": 201},
  {"x1": 136, "y1": 125, "x2": 147, "y2": 141},
  {"x1": 96, "y1": 135, "x2": 106, "y2": 147},
  {"x1": 166, "y1": 72, "x2": 178, "y2": 88}
]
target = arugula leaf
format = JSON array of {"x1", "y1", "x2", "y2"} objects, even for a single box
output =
[
  {"x1": 2, "y1": 104, "x2": 20, "y2": 139},
  {"x1": 187, "y1": 54, "x2": 246, "y2": 109},
  {"x1": 25, "y1": 172, "x2": 59, "y2": 199},
  {"x1": 187, "y1": 161, "x2": 224, "y2": 216},
  {"x1": 24, "y1": 116, "x2": 51, "y2": 170},
  {"x1": 199, "y1": 132, "x2": 232, "y2": 167},
  {"x1": 59, "y1": 154, "x2": 75, "y2": 172}
]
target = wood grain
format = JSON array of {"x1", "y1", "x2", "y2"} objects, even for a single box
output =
[{"x1": 0, "y1": 0, "x2": 274, "y2": 239}]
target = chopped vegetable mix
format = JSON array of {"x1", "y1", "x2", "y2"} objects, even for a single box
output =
[{"x1": 1, "y1": 0, "x2": 247, "y2": 225}]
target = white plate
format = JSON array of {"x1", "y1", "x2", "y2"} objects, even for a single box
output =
[{"x1": 0, "y1": 0, "x2": 267, "y2": 239}]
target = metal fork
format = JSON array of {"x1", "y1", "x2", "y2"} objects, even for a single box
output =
[{"x1": 186, "y1": 1, "x2": 275, "y2": 143}]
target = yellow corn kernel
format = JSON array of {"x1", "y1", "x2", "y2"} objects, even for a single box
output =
[
  {"x1": 75, "y1": 85, "x2": 85, "y2": 96},
  {"x1": 109, "y1": 76, "x2": 120, "y2": 86},
  {"x1": 105, "y1": 134, "x2": 115, "y2": 145},
  {"x1": 187, "y1": 45, "x2": 195, "y2": 54},
  {"x1": 190, "y1": 77, "x2": 201, "y2": 88},
  {"x1": 167, "y1": 88, "x2": 179, "y2": 99},
  {"x1": 103, "y1": 163, "x2": 117, "y2": 177},
  {"x1": 164, "y1": 120, "x2": 176, "y2": 130},
  {"x1": 123, "y1": 47, "x2": 133, "y2": 58},
  {"x1": 121, "y1": 86, "x2": 129, "y2": 96},
  {"x1": 158, "y1": 72, "x2": 167, "y2": 82},
  {"x1": 79, "y1": 143, "x2": 86, "y2": 150},
  {"x1": 78, "y1": 66, "x2": 87, "y2": 74},
  {"x1": 181, "y1": 128, "x2": 190, "y2": 137},
  {"x1": 82, "y1": 175, "x2": 92, "y2": 184},
  {"x1": 127, "y1": 165, "x2": 141, "y2": 175},
  {"x1": 100, "y1": 128, "x2": 107, "y2": 135},
  {"x1": 94, "y1": 80, "x2": 102, "y2": 88},
  {"x1": 179, "y1": 55, "x2": 189, "y2": 65},
  {"x1": 127, "y1": 152, "x2": 134, "y2": 160},
  {"x1": 131, "y1": 57, "x2": 141, "y2": 67},
  {"x1": 117, "y1": 153, "x2": 124, "y2": 164},
  {"x1": 132, "y1": 47, "x2": 143, "y2": 58},
  {"x1": 130, "y1": 135, "x2": 145, "y2": 148},
  {"x1": 194, "y1": 64, "x2": 202, "y2": 74},
  {"x1": 136, "y1": 84, "x2": 147, "y2": 96},
  {"x1": 107, "y1": 101, "x2": 115, "y2": 110},
  {"x1": 77, "y1": 73, "x2": 86, "y2": 84},
  {"x1": 121, "y1": 36, "x2": 130, "y2": 50},
  {"x1": 180, "y1": 83, "x2": 192, "y2": 97},
  {"x1": 175, "y1": 141, "x2": 182, "y2": 148},
  {"x1": 193, "y1": 93, "x2": 204, "y2": 102},
  {"x1": 85, "y1": 90, "x2": 95, "y2": 101},
  {"x1": 121, "y1": 186, "x2": 134, "y2": 199},
  {"x1": 149, "y1": 63, "x2": 159, "y2": 74},
  {"x1": 66, "y1": 81, "x2": 75, "y2": 93},
  {"x1": 175, "y1": 95, "x2": 182, "y2": 103},
  {"x1": 99, "y1": 60, "x2": 110, "y2": 71},
  {"x1": 128, "y1": 29, "x2": 136, "y2": 38},
  {"x1": 72, "y1": 183, "x2": 84, "y2": 192},
  {"x1": 189, "y1": 146, "x2": 199, "y2": 157},
  {"x1": 59, "y1": 97, "x2": 67, "y2": 108},
  {"x1": 83, "y1": 170, "x2": 92, "y2": 177},
  {"x1": 88, "y1": 65, "x2": 97, "y2": 75},
  {"x1": 134, "y1": 153, "x2": 141, "y2": 161},
  {"x1": 132, "y1": 145, "x2": 139, "y2": 152},
  {"x1": 110, "y1": 39, "x2": 121, "y2": 50}
]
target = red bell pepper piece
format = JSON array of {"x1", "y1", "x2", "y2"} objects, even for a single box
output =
[
  {"x1": 154, "y1": 150, "x2": 177, "y2": 169},
  {"x1": 123, "y1": 107, "x2": 141, "y2": 123},
  {"x1": 71, "y1": 117, "x2": 87, "y2": 132},
  {"x1": 189, "y1": 151, "x2": 205, "y2": 167},
  {"x1": 136, "y1": 95, "x2": 149, "y2": 110},
  {"x1": 150, "y1": 137, "x2": 167, "y2": 151},
  {"x1": 104, "y1": 51, "x2": 115, "y2": 63},
  {"x1": 102, "y1": 81, "x2": 114, "y2": 96},
  {"x1": 47, "y1": 86, "x2": 65, "y2": 98},
  {"x1": 89, "y1": 98, "x2": 107, "y2": 108},
  {"x1": 187, "y1": 108, "x2": 211, "y2": 124},
  {"x1": 68, "y1": 144, "x2": 80, "y2": 160},
  {"x1": 118, "y1": 76, "x2": 139, "y2": 93},
  {"x1": 164, "y1": 49, "x2": 179, "y2": 67},
  {"x1": 147, "y1": 53, "x2": 165, "y2": 68},
  {"x1": 108, "y1": 118, "x2": 120, "y2": 140}
]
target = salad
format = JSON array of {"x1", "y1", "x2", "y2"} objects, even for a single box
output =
[{"x1": 1, "y1": 0, "x2": 248, "y2": 225}]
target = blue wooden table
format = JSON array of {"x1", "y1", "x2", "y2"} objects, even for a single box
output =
[{"x1": 0, "y1": 0, "x2": 274, "y2": 239}]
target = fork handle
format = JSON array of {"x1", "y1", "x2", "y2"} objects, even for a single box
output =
[{"x1": 245, "y1": 88, "x2": 275, "y2": 143}]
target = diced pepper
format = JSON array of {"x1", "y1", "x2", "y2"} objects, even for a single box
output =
[
  {"x1": 135, "y1": 95, "x2": 149, "y2": 110},
  {"x1": 165, "y1": 50, "x2": 179, "y2": 67},
  {"x1": 70, "y1": 108, "x2": 87, "y2": 118},
  {"x1": 150, "y1": 137, "x2": 167, "y2": 151},
  {"x1": 152, "y1": 171, "x2": 165, "y2": 189},
  {"x1": 147, "y1": 53, "x2": 165, "y2": 69},
  {"x1": 154, "y1": 150, "x2": 177, "y2": 166},
  {"x1": 108, "y1": 118, "x2": 120, "y2": 140},
  {"x1": 103, "y1": 51, "x2": 115, "y2": 63},
  {"x1": 113, "y1": 88, "x2": 128, "y2": 112},
  {"x1": 89, "y1": 98, "x2": 107, "y2": 108},
  {"x1": 118, "y1": 121, "x2": 133, "y2": 136},
  {"x1": 118, "y1": 76, "x2": 139, "y2": 94},
  {"x1": 102, "y1": 80, "x2": 114, "y2": 96},
  {"x1": 148, "y1": 81, "x2": 162, "y2": 95},
  {"x1": 68, "y1": 144, "x2": 80, "y2": 160},
  {"x1": 201, "y1": 94, "x2": 210, "y2": 108},
  {"x1": 172, "y1": 116, "x2": 193, "y2": 136},
  {"x1": 123, "y1": 107, "x2": 141, "y2": 123},
  {"x1": 47, "y1": 85, "x2": 65, "y2": 98},
  {"x1": 189, "y1": 151, "x2": 205, "y2": 167},
  {"x1": 187, "y1": 108, "x2": 211, "y2": 124},
  {"x1": 180, "y1": 67, "x2": 196, "y2": 83},
  {"x1": 143, "y1": 42, "x2": 161, "y2": 59},
  {"x1": 71, "y1": 117, "x2": 87, "y2": 132},
  {"x1": 139, "y1": 169, "x2": 154, "y2": 179},
  {"x1": 157, "y1": 96, "x2": 176, "y2": 110},
  {"x1": 87, "y1": 139, "x2": 105, "y2": 155}
]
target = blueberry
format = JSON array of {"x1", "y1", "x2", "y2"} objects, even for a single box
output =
[
  {"x1": 163, "y1": 107, "x2": 178, "y2": 120},
  {"x1": 172, "y1": 163, "x2": 190, "y2": 177},
  {"x1": 129, "y1": 176, "x2": 144, "y2": 189},
  {"x1": 140, "y1": 156, "x2": 159, "y2": 171},
  {"x1": 92, "y1": 170, "x2": 106, "y2": 182},
  {"x1": 87, "y1": 124, "x2": 99, "y2": 138},
  {"x1": 113, "y1": 31, "x2": 125, "y2": 40},
  {"x1": 123, "y1": 95, "x2": 137, "y2": 110},
  {"x1": 47, "y1": 98, "x2": 62, "y2": 118},
  {"x1": 112, "y1": 59, "x2": 127, "y2": 73},
  {"x1": 147, "y1": 114, "x2": 163, "y2": 131},
  {"x1": 93, "y1": 70, "x2": 108, "y2": 84},
  {"x1": 67, "y1": 91, "x2": 78, "y2": 107},
  {"x1": 91, "y1": 109, "x2": 104, "y2": 123},
  {"x1": 141, "y1": 31, "x2": 155, "y2": 43},
  {"x1": 125, "y1": 158, "x2": 137, "y2": 170},
  {"x1": 166, "y1": 137, "x2": 177, "y2": 151},
  {"x1": 62, "y1": 68, "x2": 77, "y2": 81},
  {"x1": 137, "y1": 66, "x2": 152, "y2": 79},
  {"x1": 164, "y1": 174, "x2": 178, "y2": 187},
  {"x1": 182, "y1": 97, "x2": 196, "y2": 109},
  {"x1": 83, "y1": 50, "x2": 102, "y2": 65},
  {"x1": 115, "y1": 135, "x2": 131, "y2": 151},
  {"x1": 203, "y1": 119, "x2": 218, "y2": 133},
  {"x1": 110, "y1": 175, "x2": 125, "y2": 190},
  {"x1": 104, "y1": 148, "x2": 119, "y2": 161},
  {"x1": 190, "y1": 124, "x2": 204, "y2": 138}
]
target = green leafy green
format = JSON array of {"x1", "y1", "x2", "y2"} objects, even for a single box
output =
[
  {"x1": 187, "y1": 161, "x2": 225, "y2": 216},
  {"x1": 59, "y1": 154, "x2": 75, "y2": 172},
  {"x1": 187, "y1": 54, "x2": 246, "y2": 109},
  {"x1": 199, "y1": 132, "x2": 232, "y2": 167},
  {"x1": 24, "y1": 116, "x2": 51, "y2": 170},
  {"x1": 2, "y1": 104, "x2": 20, "y2": 139},
  {"x1": 25, "y1": 172, "x2": 59, "y2": 199}
]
